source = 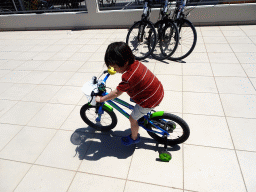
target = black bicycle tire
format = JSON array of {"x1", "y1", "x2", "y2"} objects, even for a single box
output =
[
  {"x1": 168, "y1": 18, "x2": 197, "y2": 61},
  {"x1": 151, "y1": 19, "x2": 179, "y2": 61},
  {"x1": 80, "y1": 104, "x2": 117, "y2": 132},
  {"x1": 147, "y1": 113, "x2": 190, "y2": 146},
  {"x1": 126, "y1": 20, "x2": 157, "y2": 61}
]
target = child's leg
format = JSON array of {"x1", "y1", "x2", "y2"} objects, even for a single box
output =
[
  {"x1": 129, "y1": 115, "x2": 140, "y2": 140},
  {"x1": 129, "y1": 104, "x2": 152, "y2": 139}
]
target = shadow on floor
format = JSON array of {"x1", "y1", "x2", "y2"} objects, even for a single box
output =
[{"x1": 70, "y1": 127, "x2": 180, "y2": 161}]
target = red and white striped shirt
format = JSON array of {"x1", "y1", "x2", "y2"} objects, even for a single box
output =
[{"x1": 116, "y1": 60, "x2": 164, "y2": 108}]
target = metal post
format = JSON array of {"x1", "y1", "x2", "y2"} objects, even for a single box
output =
[
  {"x1": 17, "y1": 0, "x2": 26, "y2": 11},
  {"x1": 12, "y1": 0, "x2": 18, "y2": 11}
]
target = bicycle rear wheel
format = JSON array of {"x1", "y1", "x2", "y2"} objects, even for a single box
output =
[
  {"x1": 80, "y1": 104, "x2": 117, "y2": 132},
  {"x1": 126, "y1": 21, "x2": 157, "y2": 60},
  {"x1": 151, "y1": 20, "x2": 179, "y2": 61},
  {"x1": 146, "y1": 113, "x2": 190, "y2": 146},
  {"x1": 169, "y1": 19, "x2": 197, "y2": 61}
]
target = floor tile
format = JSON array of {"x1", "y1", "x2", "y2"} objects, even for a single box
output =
[
  {"x1": 77, "y1": 44, "x2": 101, "y2": 52},
  {"x1": 60, "y1": 106, "x2": 95, "y2": 132},
  {"x1": 157, "y1": 91, "x2": 182, "y2": 113},
  {"x1": 211, "y1": 63, "x2": 247, "y2": 77},
  {"x1": 21, "y1": 84, "x2": 61, "y2": 102},
  {"x1": 78, "y1": 61, "x2": 105, "y2": 73},
  {"x1": 203, "y1": 36, "x2": 228, "y2": 44},
  {"x1": 49, "y1": 52, "x2": 75, "y2": 61},
  {"x1": 0, "y1": 126, "x2": 56, "y2": 163},
  {"x1": 27, "y1": 103, "x2": 75, "y2": 129},
  {"x1": 250, "y1": 77, "x2": 256, "y2": 87},
  {"x1": 19, "y1": 71, "x2": 52, "y2": 84},
  {"x1": 221, "y1": 30, "x2": 247, "y2": 37},
  {"x1": 183, "y1": 76, "x2": 218, "y2": 93},
  {"x1": 87, "y1": 52, "x2": 105, "y2": 62},
  {"x1": 0, "y1": 100, "x2": 18, "y2": 117},
  {"x1": 184, "y1": 145, "x2": 246, "y2": 192},
  {"x1": 226, "y1": 36, "x2": 253, "y2": 44},
  {"x1": 41, "y1": 71, "x2": 74, "y2": 85},
  {"x1": 241, "y1": 64, "x2": 256, "y2": 77},
  {"x1": 227, "y1": 117, "x2": 256, "y2": 151},
  {"x1": 154, "y1": 62, "x2": 182, "y2": 75},
  {"x1": 205, "y1": 43, "x2": 233, "y2": 53},
  {"x1": 215, "y1": 77, "x2": 256, "y2": 94},
  {"x1": 55, "y1": 60, "x2": 85, "y2": 72},
  {"x1": 0, "y1": 60, "x2": 25, "y2": 70},
  {"x1": 15, "y1": 60, "x2": 44, "y2": 71},
  {"x1": 0, "y1": 124, "x2": 23, "y2": 151},
  {"x1": 183, "y1": 52, "x2": 209, "y2": 63},
  {"x1": 68, "y1": 52, "x2": 93, "y2": 61},
  {"x1": 235, "y1": 52, "x2": 256, "y2": 64},
  {"x1": 183, "y1": 114, "x2": 233, "y2": 149},
  {"x1": 193, "y1": 43, "x2": 206, "y2": 52},
  {"x1": 36, "y1": 60, "x2": 65, "y2": 71},
  {"x1": 237, "y1": 151, "x2": 256, "y2": 192},
  {"x1": 68, "y1": 172, "x2": 126, "y2": 192},
  {"x1": 79, "y1": 134, "x2": 134, "y2": 179},
  {"x1": 58, "y1": 44, "x2": 83, "y2": 53},
  {"x1": 183, "y1": 62, "x2": 213, "y2": 76},
  {"x1": 0, "y1": 83, "x2": 36, "y2": 100},
  {"x1": 220, "y1": 94, "x2": 256, "y2": 118},
  {"x1": 49, "y1": 86, "x2": 84, "y2": 105},
  {"x1": 0, "y1": 101, "x2": 45, "y2": 125},
  {"x1": 32, "y1": 52, "x2": 57, "y2": 61},
  {"x1": 36, "y1": 130, "x2": 93, "y2": 170},
  {"x1": 128, "y1": 142, "x2": 183, "y2": 188},
  {"x1": 0, "y1": 71, "x2": 31, "y2": 83},
  {"x1": 65, "y1": 72, "x2": 99, "y2": 86},
  {"x1": 157, "y1": 75, "x2": 182, "y2": 91},
  {"x1": 14, "y1": 165, "x2": 75, "y2": 192},
  {"x1": 0, "y1": 159, "x2": 31, "y2": 192},
  {"x1": 229, "y1": 43, "x2": 256, "y2": 53},
  {"x1": 201, "y1": 30, "x2": 224, "y2": 37},
  {"x1": 124, "y1": 181, "x2": 182, "y2": 192},
  {"x1": 208, "y1": 53, "x2": 239, "y2": 63},
  {"x1": 183, "y1": 92, "x2": 224, "y2": 116}
]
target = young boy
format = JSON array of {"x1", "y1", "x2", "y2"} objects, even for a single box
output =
[{"x1": 96, "y1": 42, "x2": 164, "y2": 146}]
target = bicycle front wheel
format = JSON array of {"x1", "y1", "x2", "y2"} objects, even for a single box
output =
[
  {"x1": 151, "y1": 20, "x2": 179, "y2": 61},
  {"x1": 126, "y1": 21, "x2": 157, "y2": 60},
  {"x1": 80, "y1": 104, "x2": 117, "y2": 132},
  {"x1": 146, "y1": 113, "x2": 190, "y2": 146},
  {"x1": 169, "y1": 19, "x2": 197, "y2": 61}
]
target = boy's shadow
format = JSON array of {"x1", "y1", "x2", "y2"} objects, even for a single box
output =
[{"x1": 70, "y1": 127, "x2": 180, "y2": 161}]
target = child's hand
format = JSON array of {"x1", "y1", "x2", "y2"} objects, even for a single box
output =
[{"x1": 95, "y1": 96, "x2": 102, "y2": 103}]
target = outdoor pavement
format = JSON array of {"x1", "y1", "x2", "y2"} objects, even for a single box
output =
[{"x1": 0, "y1": 25, "x2": 256, "y2": 192}]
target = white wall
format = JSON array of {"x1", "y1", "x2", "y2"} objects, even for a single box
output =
[{"x1": 0, "y1": 1, "x2": 255, "y2": 31}]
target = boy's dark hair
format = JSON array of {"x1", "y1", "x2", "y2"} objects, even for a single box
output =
[{"x1": 105, "y1": 42, "x2": 135, "y2": 68}]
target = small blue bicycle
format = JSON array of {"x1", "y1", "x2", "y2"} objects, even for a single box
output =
[{"x1": 80, "y1": 68, "x2": 190, "y2": 162}]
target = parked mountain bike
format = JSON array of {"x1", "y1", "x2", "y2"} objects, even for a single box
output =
[
  {"x1": 168, "y1": 0, "x2": 197, "y2": 61},
  {"x1": 80, "y1": 67, "x2": 190, "y2": 162},
  {"x1": 150, "y1": 0, "x2": 180, "y2": 61},
  {"x1": 126, "y1": 0, "x2": 157, "y2": 61}
]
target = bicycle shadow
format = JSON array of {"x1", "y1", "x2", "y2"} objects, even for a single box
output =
[{"x1": 70, "y1": 127, "x2": 180, "y2": 161}]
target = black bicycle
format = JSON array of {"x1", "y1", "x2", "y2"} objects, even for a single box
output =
[
  {"x1": 150, "y1": 0, "x2": 180, "y2": 61},
  {"x1": 168, "y1": 0, "x2": 197, "y2": 61},
  {"x1": 126, "y1": 0, "x2": 157, "y2": 60}
]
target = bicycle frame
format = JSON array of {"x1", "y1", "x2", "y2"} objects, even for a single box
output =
[{"x1": 95, "y1": 73, "x2": 170, "y2": 137}]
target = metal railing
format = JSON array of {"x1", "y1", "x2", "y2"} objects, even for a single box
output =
[
  {"x1": 0, "y1": 0, "x2": 255, "y2": 14},
  {"x1": 0, "y1": 0, "x2": 87, "y2": 14}
]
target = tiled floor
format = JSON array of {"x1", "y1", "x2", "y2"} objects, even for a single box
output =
[{"x1": 0, "y1": 25, "x2": 256, "y2": 192}]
